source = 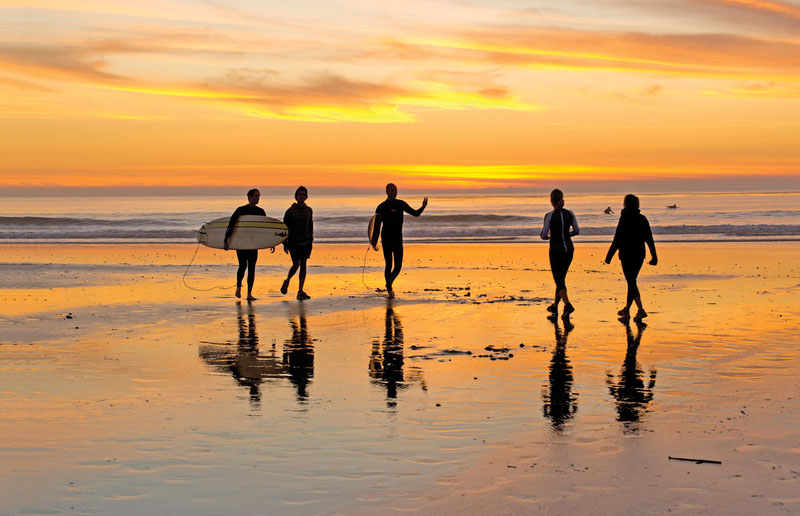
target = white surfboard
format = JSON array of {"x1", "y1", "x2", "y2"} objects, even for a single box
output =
[{"x1": 196, "y1": 215, "x2": 288, "y2": 250}]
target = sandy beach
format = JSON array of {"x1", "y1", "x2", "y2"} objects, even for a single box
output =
[{"x1": 1, "y1": 242, "x2": 799, "y2": 515}]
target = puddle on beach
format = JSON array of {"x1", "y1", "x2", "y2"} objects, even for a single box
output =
[{"x1": 2, "y1": 243, "x2": 800, "y2": 515}]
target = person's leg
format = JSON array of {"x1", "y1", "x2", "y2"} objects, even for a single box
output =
[
  {"x1": 559, "y1": 250, "x2": 574, "y2": 306},
  {"x1": 559, "y1": 251, "x2": 574, "y2": 316},
  {"x1": 296, "y1": 244, "x2": 311, "y2": 299},
  {"x1": 235, "y1": 250, "x2": 247, "y2": 298},
  {"x1": 298, "y1": 259, "x2": 307, "y2": 292},
  {"x1": 548, "y1": 250, "x2": 560, "y2": 308},
  {"x1": 389, "y1": 245, "x2": 404, "y2": 286},
  {"x1": 382, "y1": 243, "x2": 394, "y2": 290},
  {"x1": 246, "y1": 250, "x2": 258, "y2": 300},
  {"x1": 621, "y1": 258, "x2": 643, "y2": 315},
  {"x1": 286, "y1": 259, "x2": 299, "y2": 281}
]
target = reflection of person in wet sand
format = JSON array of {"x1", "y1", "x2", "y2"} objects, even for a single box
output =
[
  {"x1": 542, "y1": 315, "x2": 578, "y2": 431},
  {"x1": 369, "y1": 301, "x2": 425, "y2": 405},
  {"x1": 198, "y1": 302, "x2": 284, "y2": 408},
  {"x1": 606, "y1": 319, "x2": 656, "y2": 433},
  {"x1": 283, "y1": 304, "x2": 314, "y2": 401}
]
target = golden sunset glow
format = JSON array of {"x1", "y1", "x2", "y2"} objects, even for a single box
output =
[{"x1": 0, "y1": 0, "x2": 798, "y2": 190}]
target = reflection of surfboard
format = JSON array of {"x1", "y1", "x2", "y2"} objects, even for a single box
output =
[
  {"x1": 368, "y1": 214, "x2": 379, "y2": 248},
  {"x1": 195, "y1": 215, "x2": 288, "y2": 250}
]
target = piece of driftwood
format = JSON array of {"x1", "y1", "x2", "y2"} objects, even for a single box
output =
[{"x1": 668, "y1": 456, "x2": 722, "y2": 465}]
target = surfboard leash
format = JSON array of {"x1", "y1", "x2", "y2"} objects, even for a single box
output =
[
  {"x1": 361, "y1": 244, "x2": 387, "y2": 296},
  {"x1": 182, "y1": 242, "x2": 235, "y2": 292}
]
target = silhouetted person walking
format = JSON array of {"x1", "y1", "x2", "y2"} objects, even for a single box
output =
[
  {"x1": 541, "y1": 189, "x2": 580, "y2": 318},
  {"x1": 281, "y1": 186, "x2": 313, "y2": 300},
  {"x1": 224, "y1": 188, "x2": 270, "y2": 301},
  {"x1": 605, "y1": 194, "x2": 658, "y2": 321},
  {"x1": 371, "y1": 183, "x2": 427, "y2": 299}
]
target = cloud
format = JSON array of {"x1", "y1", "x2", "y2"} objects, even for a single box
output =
[
  {"x1": 203, "y1": 70, "x2": 537, "y2": 122},
  {"x1": 380, "y1": 28, "x2": 800, "y2": 80},
  {"x1": 0, "y1": 43, "x2": 127, "y2": 83}
]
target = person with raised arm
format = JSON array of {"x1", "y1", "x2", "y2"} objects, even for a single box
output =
[{"x1": 371, "y1": 183, "x2": 427, "y2": 299}]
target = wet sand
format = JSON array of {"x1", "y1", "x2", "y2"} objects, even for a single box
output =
[{"x1": 1, "y1": 242, "x2": 799, "y2": 515}]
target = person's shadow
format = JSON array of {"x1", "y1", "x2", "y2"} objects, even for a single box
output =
[
  {"x1": 198, "y1": 301, "x2": 285, "y2": 409},
  {"x1": 282, "y1": 303, "x2": 314, "y2": 402},
  {"x1": 542, "y1": 315, "x2": 578, "y2": 431},
  {"x1": 606, "y1": 319, "x2": 657, "y2": 433}
]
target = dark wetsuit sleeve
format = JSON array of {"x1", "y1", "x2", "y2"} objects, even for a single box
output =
[
  {"x1": 401, "y1": 200, "x2": 424, "y2": 217},
  {"x1": 643, "y1": 216, "x2": 657, "y2": 260},
  {"x1": 605, "y1": 219, "x2": 622, "y2": 262},
  {"x1": 225, "y1": 207, "x2": 243, "y2": 244}
]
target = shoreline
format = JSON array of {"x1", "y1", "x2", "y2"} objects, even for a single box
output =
[{"x1": 2, "y1": 242, "x2": 799, "y2": 515}]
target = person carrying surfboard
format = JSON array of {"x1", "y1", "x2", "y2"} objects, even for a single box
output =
[
  {"x1": 224, "y1": 188, "x2": 270, "y2": 301},
  {"x1": 541, "y1": 188, "x2": 580, "y2": 318},
  {"x1": 281, "y1": 186, "x2": 313, "y2": 300},
  {"x1": 371, "y1": 183, "x2": 428, "y2": 299}
]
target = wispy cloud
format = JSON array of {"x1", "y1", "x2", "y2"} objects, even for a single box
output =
[{"x1": 382, "y1": 28, "x2": 800, "y2": 80}]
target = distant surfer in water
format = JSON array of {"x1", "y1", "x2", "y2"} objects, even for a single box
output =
[
  {"x1": 541, "y1": 189, "x2": 580, "y2": 318},
  {"x1": 224, "y1": 188, "x2": 270, "y2": 301},
  {"x1": 605, "y1": 194, "x2": 658, "y2": 322},
  {"x1": 372, "y1": 183, "x2": 428, "y2": 299},
  {"x1": 281, "y1": 186, "x2": 313, "y2": 300}
]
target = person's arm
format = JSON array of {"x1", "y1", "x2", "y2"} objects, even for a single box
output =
[
  {"x1": 643, "y1": 216, "x2": 657, "y2": 265},
  {"x1": 224, "y1": 207, "x2": 242, "y2": 250},
  {"x1": 604, "y1": 220, "x2": 622, "y2": 263},
  {"x1": 569, "y1": 210, "x2": 580, "y2": 237},
  {"x1": 540, "y1": 212, "x2": 552, "y2": 240},
  {"x1": 403, "y1": 198, "x2": 427, "y2": 217},
  {"x1": 283, "y1": 208, "x2": 292, "y2": 253},
  {"x1": 308, "y1": 207, "x2": 314, "y2": 243}
]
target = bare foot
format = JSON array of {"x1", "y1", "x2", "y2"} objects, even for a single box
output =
[
  {"x1": 247, "y1": 295, "x2": 257, "y2": 301},
  {"x1": 387, "y1": 289, "x2": 395, "y2": 299},
  {"x1": 235, "y1": 287, "x2": 241, "y2": 298}
]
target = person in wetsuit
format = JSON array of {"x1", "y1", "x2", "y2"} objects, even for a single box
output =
[
  {"x1": 281, "y1": 186, "x2": 313, "y2": 300},
  {"x1": 371, "y1": 183, "x2": 428, "y2": 299},
  {"x1": 604, "y1": 194, "x2": 658, "y2": 322},
  {"x1": 541, "y1": 188, "x2": 580, "y2": 318},
  {"x1": 224, "y1": 188, "x2": 269, "y2": 301}
]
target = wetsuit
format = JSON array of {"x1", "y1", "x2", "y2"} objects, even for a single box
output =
[
  {"x1": 541, "y1": 208, "x2": 580, "y2": 299},
  {"x1": 283, "y1": 203, "x2": 313, "y2": 262},
  {"x1": 605, "y1": 208, "x2": 657, "y2": 305},
  {"x1": 373, "y1": 199, "x2": 425, "y2": 289},
  {"x1": 225, "y1": 204, "x2": 267, "y2": 291}
]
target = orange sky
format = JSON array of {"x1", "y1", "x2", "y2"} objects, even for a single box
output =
[{"x1": 0, "y1": 0, "x2": 799, "y2": 190}]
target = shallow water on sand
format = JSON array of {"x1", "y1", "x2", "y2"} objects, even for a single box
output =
[{"x1": 1, "y1": 243, "x2": 799, "y2": 515}]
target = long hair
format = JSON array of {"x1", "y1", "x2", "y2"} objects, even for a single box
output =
[{"x1": 550, "y1": 189, "x2": 564, "y2": 209}]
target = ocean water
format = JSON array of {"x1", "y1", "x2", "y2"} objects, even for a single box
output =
[{"x1": 0, "y1": 191, "x2": 798, "y2": 244}]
